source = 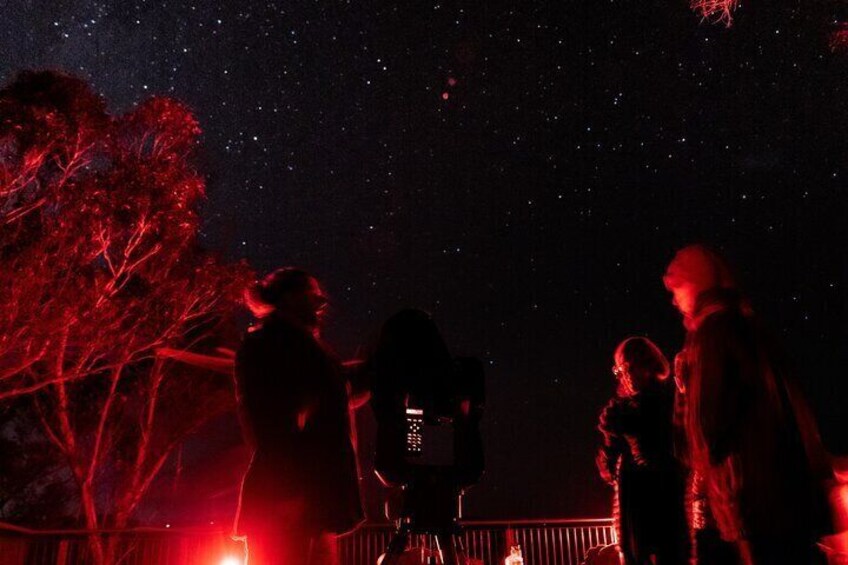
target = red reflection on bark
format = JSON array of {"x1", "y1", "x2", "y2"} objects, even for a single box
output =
[
  {"x1": 0, "y1": 70, "x2": 250, "y2": 564},
  {"x1": 690, "y1": 0, "x2": 739, "y2": 26}
]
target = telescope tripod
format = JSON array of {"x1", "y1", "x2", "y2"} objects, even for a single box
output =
[
  {"x1": 380, "y1": 524, "x2": 469, "y2": 565},
  {"x1": 378, "y1": 480, "x2": 470, "y2": 565}
]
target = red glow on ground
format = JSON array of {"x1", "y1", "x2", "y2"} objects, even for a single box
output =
[
  {"x1": 442, "y1": 92, "x2": 450, "y2": 100},
  {"x1": 691, "y1": 0, "x2": 739, "y2": 26},
  {"x1": 220, "y1": 557, "x2": 243, "y2": 565}
]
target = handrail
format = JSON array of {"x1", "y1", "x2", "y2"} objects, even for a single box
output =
[
  {"x1": 0, "y1": 519, "x2": 618, "y2": 565},
  {"x1": 462, "y1": 518, "x2": 613, "y2": 527},
  {"x1": 0, "y1": 518, "x2": 613, "y2": 537},
  {"x1": 0, "y1": 522, "x2": 228, "y2": 537}
]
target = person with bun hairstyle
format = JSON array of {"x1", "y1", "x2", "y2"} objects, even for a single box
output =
[
  {"x1": 597, "y1": 336, "x2": 690, "y2": 564},
  {"x1": 234, "y1": 268, "x2": 366, "y2": 565}
]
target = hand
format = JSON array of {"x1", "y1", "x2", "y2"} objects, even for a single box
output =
[{"x1": 296, "y1": 407, "x2": 312, "y2": 431}]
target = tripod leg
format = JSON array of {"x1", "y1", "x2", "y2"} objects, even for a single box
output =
[
  {"x1": 451, "y1": 533, "x2": 469, "y2": 565},
  {"x1": 452, "y1": 533, "x2": 466, "y2": 554},
  {"x1": 433, "y1": 534, "x2": 461, "y2": 565},
  {"x1": 380, "y1": 532, "x2": 410, "y2": 565}
]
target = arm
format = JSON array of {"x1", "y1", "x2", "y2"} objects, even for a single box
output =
[
  {"x1": 156, "y1": 347, "x2": 235, "y2": 374},
  {"x1": 342, "y1": 359, "x2": 372, "y2": 409},
  {"x1": 691, "y1": 313, "x2": 754, "y2": 464},
  {"x1": 596, "y1": 399, "x2": 631, "y2": 483}
]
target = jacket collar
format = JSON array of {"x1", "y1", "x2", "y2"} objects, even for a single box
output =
[{"x1": 689, "y1": 287, "x2": 752, "y2": 331}]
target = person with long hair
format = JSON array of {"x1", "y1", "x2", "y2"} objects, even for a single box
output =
[
  {"x1": 663, "y1": 245, "x2": 835, "y2": 564},
  {"x1": 233, "y1": 268, "x2": 366, "y2": 565},
  {"x1": 596, "y1": 336, "x2": 690, "y2": 564}
]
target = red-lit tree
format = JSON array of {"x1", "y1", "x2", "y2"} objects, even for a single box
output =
[
  {"x1": 690, "y1": 0, "x2": 739, "y2": 25},
  {"x1": 0, "y1": 71, "x2": 250, "y2": 564},
  {"x1": 689, "y1": 0, "x2": 846, "y2": 44}
]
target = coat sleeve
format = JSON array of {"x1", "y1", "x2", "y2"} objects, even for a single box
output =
[
  {"x1": 235, "y1": 332, "x2": 316, "y2": 451},
  {"x1": 691, "y1": 313, "x2": 756, "y2": 464},
  {"x1": 597, "y1": 398, "x2": 635, "y2": 483}
]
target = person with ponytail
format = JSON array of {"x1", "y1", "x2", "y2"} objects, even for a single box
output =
[{"x1": 234, "y1": 268, "x2": 366, "y2": 565}]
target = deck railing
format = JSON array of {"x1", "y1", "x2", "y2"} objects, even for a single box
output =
[
  {"x1": 0, "y1": 519, "x2": 616, "y2": 565},
  {"x1": 339, "y1": 520, "x2": 616, "y2": 565}
]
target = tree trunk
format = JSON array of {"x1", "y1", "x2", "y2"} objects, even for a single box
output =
[{"x1": 80, "y1": 481, "x2": 106, "y2": 565}]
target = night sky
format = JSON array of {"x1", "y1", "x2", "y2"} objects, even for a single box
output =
[{"x1": 2, "y1": 1, "x2": 848, "y2": 521}]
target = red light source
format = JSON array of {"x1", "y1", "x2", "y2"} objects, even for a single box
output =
[
  {"x1": 442, "y1": 92, "x2": 450, "y2": 100},
  {"x1": 220, "y1": 557, "x2": 243, "y2": 565}
]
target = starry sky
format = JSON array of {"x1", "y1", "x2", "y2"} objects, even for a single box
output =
[{"x1": 2, "y1": 1, "x2": 848, "y2": 521}]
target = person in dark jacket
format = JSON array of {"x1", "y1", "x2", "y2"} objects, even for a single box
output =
[
  {"x1": 234, "y1": 268, "x2": 366, "y2": 565},
  {"x1": 671, "y1": 349, "x2": 741, "y2": 565},
  {"x1": 597, "y1": 336, "x2": 690, "y2": 565},
  {"x1": 663, "y1": 245, "x2": 834, "y2": 564}
]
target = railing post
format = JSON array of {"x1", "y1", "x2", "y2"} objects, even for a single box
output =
[{"x1": 56, "y1": 539, "x2": 70, "y2": 565}]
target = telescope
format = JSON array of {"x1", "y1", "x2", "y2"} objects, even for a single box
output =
[{"x1": 369, "y1": 309, "x2": 484, "y2": 564}]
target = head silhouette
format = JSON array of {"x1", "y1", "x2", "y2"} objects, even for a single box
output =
[
  {"x1": 244, "y1": 268, "x2": 328, "y2": 330},
  {"x1": 663, "y1": 244, "x2": 736, "y2": 322},
  {"x1": 613, "y1": 337, "x2": 670, "y2": 396}
]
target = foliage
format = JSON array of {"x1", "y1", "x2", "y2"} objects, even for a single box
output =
[
  {"x1": 690, "y1": 0, "x2": 739, "y2": 26},
  {"x1": 0, "y1": 70, "x2": 251, "y2": 563}
]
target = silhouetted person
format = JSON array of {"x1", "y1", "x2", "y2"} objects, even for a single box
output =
[
  {"x1": 597, "y1": 337, "x2": 689, "y2": 565},
  {"x1": 663, "y1": 245, "x2": 834, "y2": 564},
  {"x1": 671, "y1": 349, "x2": 741, "y2": 565},
  {"x1": 234, "y1": 268, "x2": 365, "y2": 565}
]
